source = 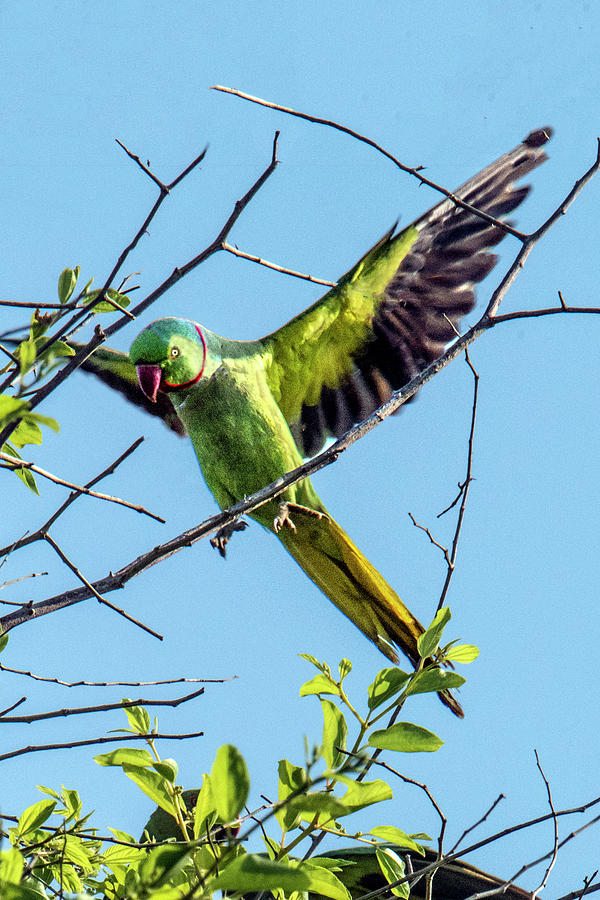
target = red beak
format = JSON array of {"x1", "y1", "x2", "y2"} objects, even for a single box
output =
[{"x1": 136, "y1": 364, "x2": 162, "y2": 403}]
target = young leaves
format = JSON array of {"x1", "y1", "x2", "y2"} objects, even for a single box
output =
[{"x1": 210, "y1": 744, "x2": 250, "y2": 822}]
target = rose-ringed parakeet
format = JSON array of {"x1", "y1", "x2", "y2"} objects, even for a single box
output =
[{"x1": 80, "y1": 128, "x2": 552, "y2": 716}]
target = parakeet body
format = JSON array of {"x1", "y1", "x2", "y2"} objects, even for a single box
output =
[{"x1": 81, "y1": 128, "x2": 552, "y2": 715}]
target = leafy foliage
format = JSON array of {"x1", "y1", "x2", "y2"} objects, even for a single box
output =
[
  {"x1": 0, "y1": 266, "x2": 129, "y2": 493},
  {"x1": 1, "y1": 623, "x2": 477, "y2": 899}
]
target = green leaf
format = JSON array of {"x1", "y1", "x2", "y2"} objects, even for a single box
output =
[
  {"x1": 58, "y1": 268, "x2": 78, "y2": 304},
  {"x1": 212, "y1": 854, "x2": 311, "y2": 893},
  {"x1": 406, "y1": 669, "x2": 465, "y2": 696},
  {"x1": 62, "y1": 835, "x2": 94, "y2": 874},
  {"x1": 0, "y1": 630, "x2": 8, "y2": 654},
  {"x1": 27, "y1": 413, "x2": 59, "y2": 433},
  {"x1": 0, "y1": 848, "x2": 24, "y2": 884},
  {"x1": 10, "y1": 419, "x2": 42, "y2": 449},
  {"x1": 367, "y1": 667, "x2": 410, "y2": 710},
  {"x1": 138, "y1": 844, "x2": 190, "y2": 889},
  {"x1": 0, "y1": 395, "x2": 27, "y2": 422},
  {"x1": 16, "y1": 799, "x2": 56, "y2": 838},
  {"x1": 417, "y1": 607, "x2": 452, "y2": 659},
  {"x1": 14, "y1": 465, "x2": 39, "y2": 494},
  {"x1": 103, "y1": 843, "x2": 143, "y2": 868},
  {"x1": 320, "y1": 699, "x2": 347, "y2": 769},
  {"x1": 368, "y1": 722, "x2": 443, "y2": 753},
  {"x1": 210, "y1": 744, "x2": 250, "y2": 822},
  {"x1": 123, "y1": 702, "x2": 150, "y2": 734},
  {"x1": 445, "y1": 643, "x2": 480, "y2": 663},
  {"x1": 276, "y1": 758, "x2": 307, "y2": 831},
  {"x1": 0, "y1": 883, "x2": 50, "y2": 900},
  {"x1": 18, "y1": 339, "x2": 37, "y2": 375},
  {"x1": 375, "y1": 847, "x2": 409, "y2": 898},
  {"x1": 302, "y1": 861, "x2": 352, "y2": 900},
  {"x1": 107, "y1": 827, "x2": 136, "y2": 843},
  {"x1": 298, "y1": 652, "x2": 321, "y2": 668},
  {"x1": 153, "y1": 758, "x2": 178, "y2": 782},
  {"x1": 122, "y1": 765, "x2": 177, "y2": 816},
  {"x1": 82, "y1": 288, "x2": 131, "y2": 313},
  {"x1": 338, "y1": 658, "x2": 352, "y2": 680},
  {"x1": 61, "y1": 787, "x2": 82, "y2": 822},
  {"x1": 193, "y1": 775, "x2": 217, "y2": 838},
  {"x1": 284, "y1": 792, "x2": 348, "y2": 822},
  {"x1": 300, "y1": 672, "x2": 340, "y2": 697},
  {"x1": 94, "y1": 747, "x2": 155, "y2": 767},
  {"x1": 40, "y1": 340, "x2": 75, "y2": 361},
  {"x1": 369, "y1": 826, "x2": 426, "y2": 854},
  {"x1": 334, "y1": 776, "x2": 392, "y2": 813},
  {"x1": 4, "y1": 443, "x2": 39, "y2": 494}
]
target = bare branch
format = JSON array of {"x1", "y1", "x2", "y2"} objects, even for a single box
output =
[
  {"x1": 0, "y1": 664, "x2": 233, "y2": 688},
  {"x1": 450, "y1": 793, "x2": 506, "y2": 853},
  {"x1": 222, "y1": 242, "x2": 337, "y2": 286},
  {"x1": 531, "y1": 749, "x2": 559, "y2": 898},
  {"x1": 0, "y1": 687, "x2": 205, "y2": 724},
  {"x1": 0, "y1": 696, "x2": 27, "y2": 717},
  {"x1": 43, "y1": 532, "x2": 164, "y2": 641},
  {"x1": 0, "y1": 730, "x2": 204, "y2": 762},
  {"x1": 0, "y1": 448, "x2": 164, "y2": 524},
  {"x1": 436, "y1": 348, "x2": 479, "y2": 612},
  {"x1": 211, "y1": 86, "x2": 526, "y2": 239}
]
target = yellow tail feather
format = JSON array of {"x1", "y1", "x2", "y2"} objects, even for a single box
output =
[{"x1": 276, "y1": 505, "x2": 463, "y2": 718}]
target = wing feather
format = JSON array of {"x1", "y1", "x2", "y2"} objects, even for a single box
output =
[{"x1": 262, "y1": 127, "x2": 552, "y2": 456}]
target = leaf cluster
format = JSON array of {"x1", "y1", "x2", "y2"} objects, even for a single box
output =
[{"x1": 1, "y1": 611, "x2": 477, "y2": 900}]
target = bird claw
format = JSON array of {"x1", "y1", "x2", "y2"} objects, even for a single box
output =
[
  {"x1": 210, "y1": 519, "x2": 248, "y2": 558},
  {"x1": 274, "y1": 501, "x2": 325, "y2": 533},
  {"x1": 274, "y1": 502, "x2": 296, "y2": 533}
]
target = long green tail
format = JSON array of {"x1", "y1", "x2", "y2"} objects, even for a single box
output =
[{"x1": 276, "y1": 505, "x2": 463, "y2": 718}]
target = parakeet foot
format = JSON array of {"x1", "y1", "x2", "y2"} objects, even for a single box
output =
[
  {"x1": 273, "y1": 502, "x2": 325, "y2": 533},
  {"x1": 210, "y1": 519, "x2": 248, "y2": 558}
]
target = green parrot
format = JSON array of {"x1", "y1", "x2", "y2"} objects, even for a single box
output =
[{"x1": 80, "y1": 128, "x2": 551, "y2": 716}]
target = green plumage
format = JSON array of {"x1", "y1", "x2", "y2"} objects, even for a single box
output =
[{"x1": 79, "y1": 128, "x2": 552, "y2": 718}]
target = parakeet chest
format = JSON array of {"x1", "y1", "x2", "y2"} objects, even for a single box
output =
[{"x1": 173, "y1": 365, "x2": 305, "y2": 509}]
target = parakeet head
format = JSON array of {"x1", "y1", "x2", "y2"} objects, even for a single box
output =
[{"x1": 129, "y1": 318, "x2": 207, "y2": 402}]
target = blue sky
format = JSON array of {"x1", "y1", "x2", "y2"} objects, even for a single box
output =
[{"x1": 1, "y1": 0, "x2": 599, "y2": 894}]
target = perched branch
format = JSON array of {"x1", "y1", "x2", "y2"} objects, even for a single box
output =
[{"x1": 4, "y1": 299, "x2": 600, "y2": 634}]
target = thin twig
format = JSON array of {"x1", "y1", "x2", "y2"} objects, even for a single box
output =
[
  {"x1": 0, "y1": 687, "x2": 204, "y2": 724},
  {"x1": 532, "y1": 749, "x2": 559, "y2": 897},
  {"x1": 436, "y1": 347, "x2": 479, "y2": 612},
  {"x1": 0, "y1": 730, "x2": 204, "y2": 762},
  {"x1": 0, "y1": 450, "x2": 164, "y2": 523},
  {"x1": 222, "y1": 242, "x2": 337, "y2": 287},
  {"x1": 449, "y1": 793, "x2": 505, "y2": 853},
  {"x1": 43, "y1": 532, "x2": 163, "y2": 641},
  {"x1": 0, "y1": 696, "x2": 27, "y2": 717},
  {"x1": 0, "y1": 664, "x2": 232, "y2": 688},
  {"x1": 211, "y1": 86, "x2": 526, "y2": 239}
]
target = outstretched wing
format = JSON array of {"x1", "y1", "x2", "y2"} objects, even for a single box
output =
[
  {"x1": 77, "y1": 346, "x2": 186, "y2": 436},
  {"x1": 262, "y1": 127, "x2": 552, "y2": 457}
]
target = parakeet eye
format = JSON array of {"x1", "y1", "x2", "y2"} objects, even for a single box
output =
[{"x1": 170, "y1": 347, "x2": 180, "y2": 358}]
